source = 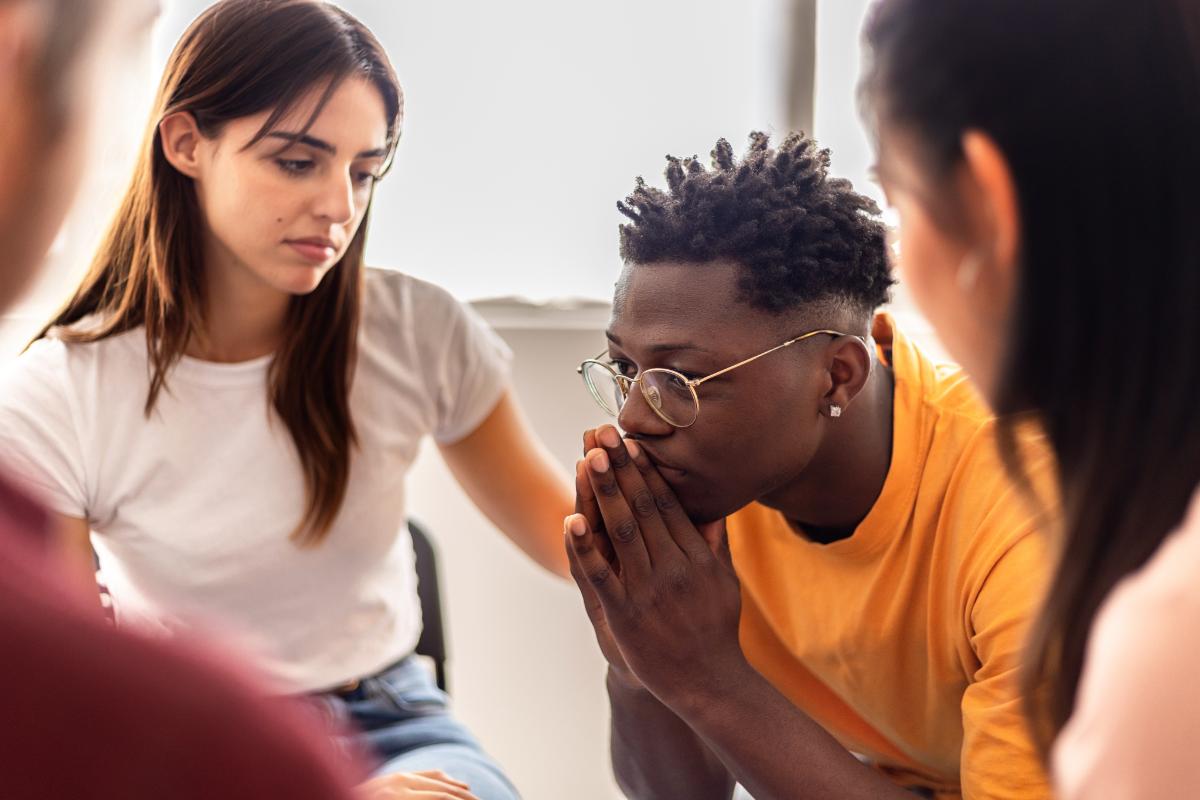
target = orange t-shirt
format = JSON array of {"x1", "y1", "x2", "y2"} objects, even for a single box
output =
[{"x1": 728, "y1": 314, "x2": 1054, "y2": 799}]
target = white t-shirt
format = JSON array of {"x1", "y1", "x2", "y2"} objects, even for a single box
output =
[
  {"x1": 0, "y1": 268, "x2": 512, "y2": 692},
  {"x1": 1052, "y1": 485, "x2": 1200, "y2": 798}
]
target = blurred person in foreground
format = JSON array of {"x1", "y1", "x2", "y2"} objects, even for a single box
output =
[{"x1": 861, "y1": 0, "x2": 1200, "y2": 796}]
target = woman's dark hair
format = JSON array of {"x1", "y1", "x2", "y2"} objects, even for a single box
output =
[
  {"x1": 617, "y1": 132, "x2": 893, "y2": 320},
  {"x1": 38, "y1": 0, "x2": 404, "y2": 545},
  {"x1": 861, "y1": 0, "x2": 1200, "y2": 749}
]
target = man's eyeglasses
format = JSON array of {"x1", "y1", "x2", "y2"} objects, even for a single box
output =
[{"x1": 576, "y1": 329, "x2": 863, "y2": 428}]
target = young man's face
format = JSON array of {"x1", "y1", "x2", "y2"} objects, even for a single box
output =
[{"x1": 603, "y1": 259, "x2": 837, "y2": 523}]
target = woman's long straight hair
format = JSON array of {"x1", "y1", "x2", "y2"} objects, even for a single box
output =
[
  {"x1": 861, "y1": 0, "x2": 1200, "y2": 750},
  {"x1": 38, "y1": 0, "x2": 403, "y2": 545}
]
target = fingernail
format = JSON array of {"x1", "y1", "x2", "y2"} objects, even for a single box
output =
[
  {"x1": 567, "y1": 515, "x2": 587, "y2": 537},
  {"x1": 625, "y1": 439, "x2": 641, "y2": 460},
  {"x1": 588, "y1": 450, "x2": 610, "y2": 473},
  {"x1": 599, "y1": 426, "x2": 620, "y2": 448}
]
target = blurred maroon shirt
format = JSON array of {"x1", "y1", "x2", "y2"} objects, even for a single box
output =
[{"x1": 0, "y1": 471, "x2": 360, "y2": 799}]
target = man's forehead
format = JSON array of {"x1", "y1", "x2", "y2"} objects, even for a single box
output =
[{"x1": 615, "y1": 260, "x2": 742, "y2": 317}]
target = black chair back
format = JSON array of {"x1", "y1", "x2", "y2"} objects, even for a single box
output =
[{"x1": 408, "y1": 519, "x2": 448, "y2": 692}]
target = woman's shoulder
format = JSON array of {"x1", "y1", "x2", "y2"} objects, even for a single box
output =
[
  {"x1": 361, "y1": 267, "x2": 481, "y2": 341},
  {"x1": 1073, "y1": 484, "x2": 1200, "y2": 707},
  {"x1": 1052, "y1": 484, "x2": 1200, "y2": 797},
  {"x1": 364, "y1": 267, "x2": 461, "y2": 311},
  {"x1": 2, "y1": 325, "x2": 144, "y2": 397},
  {"x1": 1109, "y1": 486, "x2": 1200, "y2": 612}
]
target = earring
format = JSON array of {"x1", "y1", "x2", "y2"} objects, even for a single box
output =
[
  {"x1": 957, "y1": 252, "x2": 983, "y2": 292},
  {"x1": 829, "y1": 404, "x2": 843, "y2": 418}
]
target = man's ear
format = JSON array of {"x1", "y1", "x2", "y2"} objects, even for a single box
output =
[
  {"x1": 158, "y1": 111, "x2": 206, "y2": 179},
  {"x1": 822, "y1": 335, "x2": 873, "y2": 418}
]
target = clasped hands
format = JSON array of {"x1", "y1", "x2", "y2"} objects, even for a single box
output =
[{"x1": 565, "y1": 425, "x2": 748, "y2": 712}]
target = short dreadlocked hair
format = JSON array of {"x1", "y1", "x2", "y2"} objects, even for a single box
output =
[{"x1": 617, "y1": 131, "x2": 894, "y2": 318}]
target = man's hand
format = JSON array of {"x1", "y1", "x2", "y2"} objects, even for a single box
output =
[
  {"x1": 565, "y1": 424, "x2": 747, "y2": 712},
  {"x1": 568, "y1": 429, "x2": 643, "y2": 690}
]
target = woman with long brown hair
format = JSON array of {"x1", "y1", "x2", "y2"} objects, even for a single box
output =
[
  {"x1": 0, "y1": 1, "x2": 569, "y2": 797},
  {"x1": 0, "y1": 1, "x2": 369, "y2": 797},
  {"x1": 860, "y1": 0, "x2": 1200, "y2": 795}
]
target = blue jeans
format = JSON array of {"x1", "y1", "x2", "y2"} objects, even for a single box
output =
[{"x1": 315, "y1": 657, "x2": 520, "y2": 799}]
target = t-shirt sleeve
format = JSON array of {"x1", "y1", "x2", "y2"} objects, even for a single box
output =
[
  {"x1": 0, "y1": 340, "x2": 89, "y2": 518},
  {"x1": 960, "y1": 530, "x2": 1052, "y2": 799},
  {"x1": 415, "y1": 281, "x2": 514, "y2": 444}
]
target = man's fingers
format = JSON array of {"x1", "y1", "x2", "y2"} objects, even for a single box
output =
[
  {"x1": 575, "y1": 459, "x2": 615, "y2": 565},
  {"x1": 567, "y1": 528, "x2": 638, "y2": 678},
  {"x1": 566, "y1": 533, "x2": 605, "y2": 625},
  {"x1": 585, "y1": 447, "x2": 652, "y2": 580},
  {"x1": 623, "y1": 439, "x2": 691, "y2": 528},
  {"x1": 623, "y1": 437, "x2": 711, "y2": 560},
  {"x1": 565, "y1": 513, "x2": 625, "y2": 604},
  {"x1": 595, "y1": 425, "x2": 681, "y2": 566}
]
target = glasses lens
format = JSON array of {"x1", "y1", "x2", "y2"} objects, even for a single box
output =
[
  {"x1": 581, "y1": 361, "x2": 626, "y2": 417},
  {"x1": 641, "y1": 369, "x2": 699, "y2": 427}
]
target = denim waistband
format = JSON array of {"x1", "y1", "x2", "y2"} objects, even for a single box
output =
[{"x1": 318, "y1": 655, "x2": 415, "y2": 700}]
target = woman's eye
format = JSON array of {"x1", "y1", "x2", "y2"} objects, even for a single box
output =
[
  {"x1": 276, "y1": 159, "x2": 314, "y2": 176},
  {"x1": 353, "y1": 171, "x2": 381, "y2": 187}
]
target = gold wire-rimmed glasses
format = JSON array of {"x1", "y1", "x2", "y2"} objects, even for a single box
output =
[{"x1": 577, "y1": 329, "x2": 862, "y2": 428}]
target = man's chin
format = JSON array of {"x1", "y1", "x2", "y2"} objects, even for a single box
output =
[{"x1": 676, "y1": 487, "x2": 743, "y2": 525}]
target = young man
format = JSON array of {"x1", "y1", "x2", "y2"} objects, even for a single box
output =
[{"x1": 566, "y1": 132, "x2": 1053, "y2": 799}]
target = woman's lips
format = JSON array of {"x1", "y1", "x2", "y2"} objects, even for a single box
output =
[{"x1": 286, "y1": 240, "x2": 337, "y2": 263}]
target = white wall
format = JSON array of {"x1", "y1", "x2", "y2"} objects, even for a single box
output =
[
  {"x1": 407, "y1": 306, "x2": 622, "y2": 800},
  {"x1": 42, "y1": 0, "x2": 792, "y2": 309},
  {"x1": 814, "y1": 0, "x2": 877, "y2": 207},
  {"x1": 813, "y1": 0, "x2": 948, "y2": 357}
]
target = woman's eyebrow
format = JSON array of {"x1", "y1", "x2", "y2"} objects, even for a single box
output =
[{"x1": 264, "y1": 132, "x2": 387, "y2": 159}]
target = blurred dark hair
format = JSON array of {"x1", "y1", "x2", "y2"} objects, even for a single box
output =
[{"x1": 861, "y1": 0, "x2": 1200, "y2": 749}]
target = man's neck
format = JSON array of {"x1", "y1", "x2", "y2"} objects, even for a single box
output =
[{"x1": 760, "y1": 363, "x2": 896, "y2": 540}]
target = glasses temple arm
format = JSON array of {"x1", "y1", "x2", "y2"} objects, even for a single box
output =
[{"x1": 690, "y1": 330, "x2": 846, "y2": 387}]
